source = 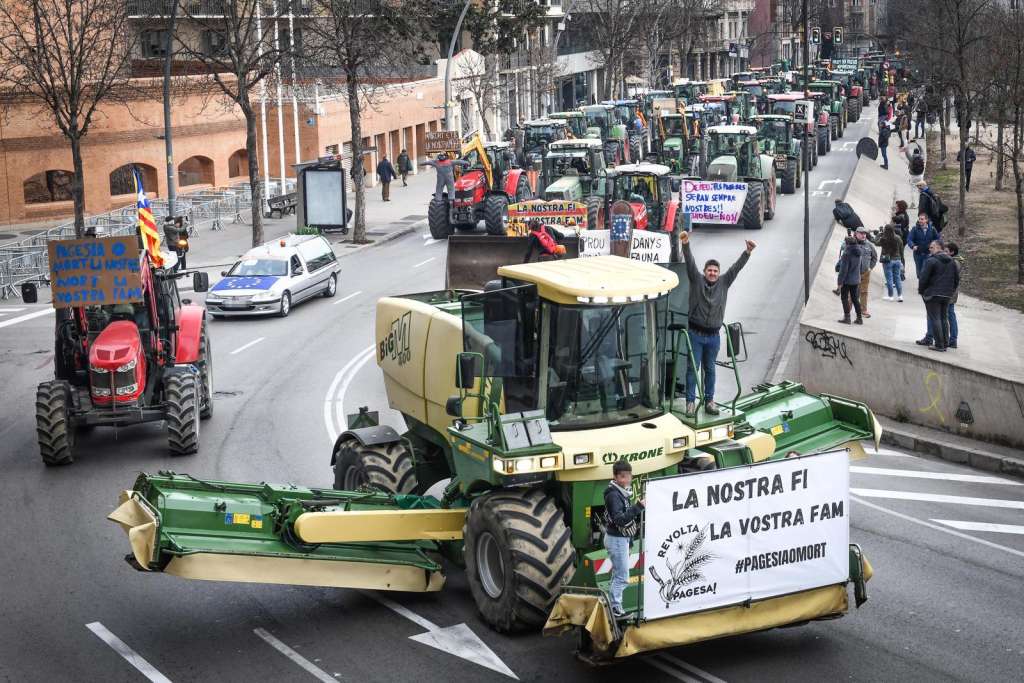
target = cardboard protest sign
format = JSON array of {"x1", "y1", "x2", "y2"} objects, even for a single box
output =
[
  {"x1": 643, "y1": 450, "x2": 850, "y2": 620},
  {"x1": 424, "y1": 131, "x2": 461, "y2": 154},
  {"x1": 579, "y1": 229, "x2": 672, "y2": 263},
  {"x1": 682, "y1": 180, "x2": 748, "y2": 224},
  {"x1": 48, "y1": 236, "x2": 143, "y2": 308},
  {"x1": 507, "y1": 200, "x2": 588, "y2": 236}
]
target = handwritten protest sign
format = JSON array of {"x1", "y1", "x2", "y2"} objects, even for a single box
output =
[
  {"x1": 579, "y1": 230, "x2": 672, "y2": 263},
  {"x1": 507, "y1": 200, "x2": 588, "y2": 236},
  {"x1": 643, "y1": 450, "x2": 850, "y2": 620},
  {"x1": 424, "y1": 131, "x2": 461, "y2": 154},
  {"x1": 47, "y1": 236, "x2": 143, "y2": 309},
  {"x1": 682, "y1": 180, "x2": 748, "y2": 224}
]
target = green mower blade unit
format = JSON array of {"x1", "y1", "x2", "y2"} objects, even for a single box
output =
[{"x1": 109, "y1": 472, "x2": 465, "y2": 592}]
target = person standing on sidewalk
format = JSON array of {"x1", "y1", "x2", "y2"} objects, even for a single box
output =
[
  {"x1": 855, "y1": 227, "x2": 878, "y2": 317},
  {"x1": 679, "y1": 230, "x2": 754, "y2": 416},
  {"x1": 913, "y1": 98, "x2": 927, "y2": 140},
  {"x1": 396, "y1": 149, "x2": 412, "y2": 187},
  {"x1": 603, "y1": 460, "x2": 645, "y2": 618},
  {"x1": 907, "y1": 212, "x2": 940, "y2": 277},
  {"x1": 877, "y1": 224, "x2": 905, "y2": 302},
  {"x1": 945, "y1": 242, "x2": 964, "y2": 348},
  {"x1": 916, "y1": 241, "x2": 959, "y2": 352},
  {"x1": 837, "y1": 236, "x2": 864, "y2": 325},
  {"x1": 956, "y1": 146, "x2": 977, "y2": 191},
  {"x1": 916, "y1": 180, "x2": 946, "y2": 233},
  {"x1": 878, "y1": 119, "x2": 892, "y2": 170},
  {"x1": 376, "y1": 154, "x2": 397, "y2": 202}
]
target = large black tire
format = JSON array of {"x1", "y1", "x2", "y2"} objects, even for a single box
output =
[
  {"x1": 586, "y1": 196, "x2": 603, "y2": 230},
  {"x1": 781, "y1": 159, "x2": 797, "y2": 194},
  {"x1": 428, "y1": 197, "x2": 451, "y2": 240},
  {"x1": 483, "y1": 194, "x2": 509, "y2": 236},
  {"x1": 36, "y1": 381, "x2": 74, "y2": 466},
  {"x1": 166, "y1": 372, "x2": 199, "y2": 456},
  {"x1": 830, "y1": 116, "x2": 839, "y2": 140},
  {"x1": 740, "y1": 182, "x2": 764, "y2": 230},
  {"x1": 629, "y1": 137, "x2": 641, "y2": 163},
  {"x1": 817, "y1": 127, "x2": 829, "y2": 156},
  {"x1": 198, "y1": 321, "x2": 213, "y2": 419},
  {"x1": 764, "y1": 176, "x2": 776, "y2": 220},
  {"x1": 464, "y1": 489, "x2": 575, "y2": 633},
  {"x1": 332, "y1": 438, "x2": 417, "y2": 493}
]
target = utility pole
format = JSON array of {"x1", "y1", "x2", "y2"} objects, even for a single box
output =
[
  {"x1": 802, "y1": 0, "x2": 810, "y2": 304},
  {"x1": 444, "y1": 0, "x2": 474, "y2": 132},
  {"x1": 162, "y1": 0, "x2": 178, "y2": 218}
]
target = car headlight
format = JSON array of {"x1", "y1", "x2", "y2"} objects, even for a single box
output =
[
  {"x1": 116, "y1": 383, "x2": 139, "y2": 396},
  {"x1": 252, "y1": 291, "x2": 278, "y2": 302},
  {"x1": 116, "y1": 358, "x2": 137, "y2": 373},
  {"x1": 205, "y1": 294, "x2": 222, "y2": 302}
]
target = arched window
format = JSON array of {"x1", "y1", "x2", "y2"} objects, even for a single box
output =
[
  {"x1": 228, "y1": 149, "x2": 249, "y2": 178},
  {"x1": 109, "y1": 163, "x2": 158, "y2": 196},
  {"x1": 178, "y1": 155, "x2": 214, "y2": 187},
  {"x1": 23, "y1": 170, "x2": 74, "y2": 204}
]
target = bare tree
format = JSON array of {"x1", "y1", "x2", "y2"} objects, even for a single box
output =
[
  {"x1": 577, "y1": 0, "x2": 650, "y2": 99},
  {"x1": 0, "y1": 0, "x2": 135, "y2": 236},
  {"x1": 455, "y1": 52, "x2": 502, "y2": 138}
]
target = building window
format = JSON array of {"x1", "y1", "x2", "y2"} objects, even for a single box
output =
[
  {"x1": 202, "y1": 30, "x2": 228, "y2": 57},
  {"x1": 141, "y1": 30, "x2": 169, "y2": 59},
  {"x1": 109, "y1": 163, "x2": 158, "y2": 197},
  {"x1": 23, "y1": 170, "x2": 74, "y2": 204}
]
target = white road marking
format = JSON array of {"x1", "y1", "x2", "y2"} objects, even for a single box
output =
[
  {"x1": 645, "y1": 656, "x2": 703, "y2": 683},
  {"x1": 931, "y1": 520, "x2": 1024, "y2": 535},
  {"x1": 654, "y1": 652, "x2": 728, "y2": 683},
  {"x1": 0, "y1": 307, "x2": 53, "y2": 329},
  {"x1": 229, "y1": 337, "x2": 265, "y2": 355},
  {"x1": 0, "y1": 307, "x2": 25, "y2": 314},
  {"x1": 361, "y1": 592, "x2": 518, "y2": 679},
  {"x1": 850, "y1": 488, "x2": 1024, "y2": 510},
  {"x1": 253, "y1": 628, "x2": 337, "y2": 683},
  {"x1": 817, "y1": 178, "x2": 844, "y2": 189},
  {"x1": 852, "y1": 496, "x2": 1024, "y2": 559},
  {"x1": 849, "y1": 466, "x2": 1021, "y2": 486},
  {"x1": 332, "y1": 290, "x2": 363, "y2": 306},
  {"x1": 86, "y1": 622, "x2": 173, "y2": 683},
  {"x1": 322, "y1": 345, "x2": 375, "y2": 444},
  {"x1": 412, "y1": 257, "x2": 435, "y2": 268}
]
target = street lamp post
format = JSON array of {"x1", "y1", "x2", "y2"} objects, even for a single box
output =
[
  {"x1": 444, "y1": 0, "x2": 474, "y2": 133},
  {"x1": 162, "y1": 1, "x2": 178, "y2": 218},
  {"x1": 802, "y1": 0, "x2": 810, "y2": 304}
]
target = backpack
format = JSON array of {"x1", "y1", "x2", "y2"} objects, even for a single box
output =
[{"x1": 933, "y1": 192, "x2": 950, "y2": 227}]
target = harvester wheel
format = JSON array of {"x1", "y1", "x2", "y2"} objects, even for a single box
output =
[
  {"x1": 483, "y1": 194, "x2": 509, "y2": 236},
  {"x1": 36, "y1": 380, "x2": 74, "y2": 466},
  {"x1": 166, "y1": 372, "x2": 200, "y2": 456},
  {"x1": 333, "y1": 439, "x2": 417, "y2": 494},
  {"x1": 198, "y1": 321, "x2": 213, "y2": 419},
  {"x1": 464, "y1": 489, "x2": 575, "y2": 633},
  {"x1": 586, "y1": 196, "x2": 604, "y2": 229},
  {"x1": 740, "y1": 182, "x2": 764, "y2": 230},
  {"x1": 781, "y1": 159, "x2": 797, "y2": 194},
  {"x1": 817, "y1": 127, "x2": 829, "y2": 156},
  {"x1": 428, "y1": 197, "x2": 451, "y2": 240}
]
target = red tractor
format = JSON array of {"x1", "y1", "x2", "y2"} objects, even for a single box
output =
[
  {"x1": 428, "y1": 136, "x2": 534, "y2": 239},
  {"x1": 26, "y1": 243, "x2": 213, "y2": 465},
  {"x1": 595, "y1": 163, "x2": 686, "y2": 234}
]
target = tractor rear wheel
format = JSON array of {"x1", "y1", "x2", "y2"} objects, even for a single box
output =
[
  {"x1": 764, "y1": 176, "x2": 776, "y2": 220},
  {"x1": 483, "y1": 194, "x2": 509, "y2": 236},
  {"x1": 333, "y1": 438, "x2": 417, "y2": 493},
  {"x1": 817, "y1": 127, "x2": 829, "y2": 156},
  {"x1": 629, "y1": 137, "x2": 642, "y2": 163},
  {"x1": 198, "y1": 321, "x2": 213, "y2": 419},
  {"x1": 166, "y1": 372, "x2": 200, "y2": 456},
  {"x1": 586, "y1": 196, "x2": 604, "y2": 230},
  {"x1": 830, "y1": 116, "x2": 839, "y2": 140},
  {"x1": 36, "y1": 380, "x2": 74, "y2": 466},
  {"x1": 796, "y1": 154, "x2": 802, "y2": 188},
  {"x1": 781, "y1": 159, "x2": 797, "y2": 194},
  {"x1": 740, "y1": 182, "x2": 764, "y2": 230},
  {"x1": 428, "y1": 197, "x2": 451, "y2": 240},
  {"x1": 465, "y1": 489, "x2": 575, "y2": 633}
]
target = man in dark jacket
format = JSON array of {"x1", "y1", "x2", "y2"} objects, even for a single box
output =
[
  {"x1": 916, "y1": 241, "x2": 960, "y2": 352},
  {"x1": 833, "y1": 199, "x2": 864, "y2": 232},
  {"x1": 680, "y1": 230, "x2": 755, "y2": 416},
  {"x1": 957, "y1": 146, "x2": 977, "y2": 191},
  {"x1": 907, "y1": 212, "x2": 940, "y2": 277},
  {"x1": 916, "y1": 180, "x2": 944, "y2": 232},
  {"x1": 855, "y1": 227, "x2": 878, "y2": 317},
  {"x1": 396, "y1": 149, "x2": 412, "y2": 186},
  {"x1": 837, "y1": 236, "x2": 864, "y2": 324},
  {"x1": 603, "y1": 460, "x2": 645, "y2": 618},
  {"x1": 376, "y1": 154, "x2": 397, "y2": 201},
  {"x1": 878, "y1": 119, "x2": 892, "y2": 169}
]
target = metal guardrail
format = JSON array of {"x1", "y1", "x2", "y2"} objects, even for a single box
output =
[{"x1": 0, "y1": 179, "x2": 293, "y2": 299}]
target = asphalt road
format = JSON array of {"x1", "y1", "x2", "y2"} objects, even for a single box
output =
[{"x1": 3, "y1": 112, "x2": 1022, "y2": 683}]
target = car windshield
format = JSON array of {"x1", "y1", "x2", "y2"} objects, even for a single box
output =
[
  {"x1": 544, "y1": 302, "x2": 662, "y2": 429},
  {"x1": 226, "y1": 258, "x2": 288, "y2": 277}
]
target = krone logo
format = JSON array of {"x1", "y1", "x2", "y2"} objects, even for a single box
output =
[{"x1": 601, "y1": 446, "x2": 664, "y2": 465}]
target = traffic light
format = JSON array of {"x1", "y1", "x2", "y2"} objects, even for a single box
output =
[
  {"x1": 834, "y1": 27, "x2": 843, "y2": 44},
  {"x1": 811, "y1": 27, "x2": 821, "y2": 44}
]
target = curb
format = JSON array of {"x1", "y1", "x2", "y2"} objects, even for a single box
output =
[{"x1": 877, "y1": 417, "x2": 1024, "y2": 481}]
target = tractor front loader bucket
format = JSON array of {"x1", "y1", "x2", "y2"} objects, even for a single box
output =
[
  {"x1": 445, "y1": 235, "x2": 580, "y2": 290},
  {"x1": 109, "y1": 472, "x2": 466, "y2": 592}
]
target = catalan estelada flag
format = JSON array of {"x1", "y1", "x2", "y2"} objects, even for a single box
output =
[{"x1": 133, "y1": 167, "x2": 163, "y2": 267}]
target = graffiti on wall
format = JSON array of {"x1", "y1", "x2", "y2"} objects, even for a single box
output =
[{"x1": 804, "y1": 329, "x2": 853, "y2": 367}]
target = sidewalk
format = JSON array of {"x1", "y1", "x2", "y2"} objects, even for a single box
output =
[{"x1": 795, "y1": 111, "x2": 1024, "y2": 459}]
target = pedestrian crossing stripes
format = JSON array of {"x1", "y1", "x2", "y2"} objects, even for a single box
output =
[
  {"x1": 850, "y1": 465, "x2": 1020, "y2": 486},
  {"x1": 931, "y1": 520, "x2": 1024, "y2": 535},
  {"x1": 0, "y1": 307, "x2": 53, "y2": 329},
  {"x1": 850, "y1": 488, "x2": 1024, "y2": 510}
]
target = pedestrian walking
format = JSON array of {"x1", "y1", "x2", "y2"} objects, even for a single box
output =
[
  {"x1": 877, "y1": 96, "x2": 889, "y2": 123},
  {"x1": 833, "y1": 199, "x2": 864, "y2": 232},
  {"x1": 878, "y1": 119, "x2": 892, "y2": 169},
  {"x1": 421, "y1": 153, "x2": 470, "y2": 200},
  {"x1": 376, "y1": 154, "x2": 397, "y2": 201},
  {"x1": 396, "y1": 149, "x2": 412, "y2": 186},
  {"x1": 837, "y1": 236, "x2": 864, "y2": 325},
  {"x1": 855, "y1": 227, "x2": 878, "y2": 317},
  {"x1": 907, "y1": 212, "x2": 940, "y2": 277},
  {"x1": 603, "y1": 460, "x2": 645, "y2": 618},
  {"x1": 897, "y1": 106, "x2": 911, "y2": 149},
  {"x1": 916, "y1": 180, "x2": 946, "y2": 233},
  {"x1": 945, "y1": 242, "x2": 963, "y2": 348},
  {"x1": 877, "y1": 224, "x2": 905, "y2": 301},
  {"x1": 957, "y1": 146, "x2": 976, "y2": 191},
  {"x1": 892, "y1": 199, "x2": 910, "y2": 276},
  {"x1": 916, "y1": 240, "x2": 960, "y2": 352},
  {"x1": 679, "y1": 230, "x2": 754, "y2": 416},
  {"x1": 914, "y1": 99, "x2": 927, "y2": 140}
]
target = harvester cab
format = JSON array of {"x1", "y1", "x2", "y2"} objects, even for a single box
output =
[
  {"x1": 33, "y1": 239, "x2": 213, "y2": 466},
  {"x1": 693, "y1": 125, "x2": 777, "y2": 230},
  {"x1": 580, "y1": 104, "x2": 626, "y2": 166},
  {"x1": 428, "y1": 134, "x2": 534, "y2": 239},
  {"x1": 752, "y1": 114, "x2": 803, "y2": 194}
]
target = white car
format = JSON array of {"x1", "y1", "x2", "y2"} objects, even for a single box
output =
[{"x1": 205, "y1": 234, "x2": 339, "y2": 318}]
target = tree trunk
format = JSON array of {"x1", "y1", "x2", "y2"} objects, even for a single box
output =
[
  {"x1": 1016, "y1": 110, "x2": 1024, "y2": 285},
  {"x1": 242, "y1": 103, "x2": 264, "y2": 247},
  {"x1": 996, "y1": 119, "x2": 1005, "y2": 191},
  {"x1": 957, "y1": 123, "x2": 967, "y2": 233},
  {"x1": 69, "y1": 133, "x2": 86, "y2": 238},
  {"x1": 939, "y1": 96, "x2": 948, "y2": 168},
  {"x1": 347, "y1": 76, "x2": 368, "y2": 244}
]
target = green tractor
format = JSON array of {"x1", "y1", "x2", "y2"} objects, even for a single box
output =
[
  {"x1": 807, "y1": 81, "x2": 848, "y2": 140},
  {"x1": 651, "y1": 101, "x2": 704, "y2": 176},
  {"x1": 831, "y1": 71, "x2": 863, "y2": 122},
  {"x1": 753, "y1": 114, "x2": 803, "y2": 194},
  {"x1": 603, "y1": 99, "x2": 649, "y2": 161},
  {"x1": 515, "y1": 118, "x2": 571, "y2": 171},
  {"x1": 538, "y1": 137, "x2": 607, "y2": 226},
  {"x1": 696, "y1": 125, "x2": 778, "y2": 230},
  {"x1": 768, "y1": 92, "x2": 820, "y2": 170},
  {"x1": 673, "y1": 78, "x2": 709, "y2": 105},
  {"x1": 549, "y1": 110, "x2": 588, "y2": 140},
  {"x1": 580, "y1": 104, "x2": 628, "y2": 166}
]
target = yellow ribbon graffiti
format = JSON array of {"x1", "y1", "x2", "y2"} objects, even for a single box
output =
[{"x1": 918, "y1": 371, "x2": 946, "y2": 425}]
